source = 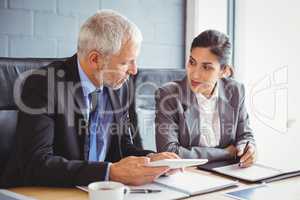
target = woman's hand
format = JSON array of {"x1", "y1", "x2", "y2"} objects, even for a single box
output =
[
  {"x1": 237, "y1": 143, "x2": 257, "y2": 168},
  {"x1": 225, "y1": 144, "x2": 238, "y2": 157}
]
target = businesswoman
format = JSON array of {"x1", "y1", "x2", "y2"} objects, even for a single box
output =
[{"x1": 155, "y1": 30, "x2": 256, "y2": 167}]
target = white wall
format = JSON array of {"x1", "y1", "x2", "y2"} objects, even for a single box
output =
[
  {"x1": 235, "y1": 0, "x2": 300, "y2": 169},
  {"x1": 186, "y1": 0, "x2": 228, "y2": 61}
]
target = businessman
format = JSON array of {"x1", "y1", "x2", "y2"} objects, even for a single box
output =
[{"x1": 1, "y1": 10, "x2": 179, "y2": 187}]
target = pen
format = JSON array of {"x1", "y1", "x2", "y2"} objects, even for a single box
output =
[
  {"x1": 130, "y1": 189, "x2": 162, "y2": 193},
  {"x1": 238, "y1": 141, "x2": 250, "y2": 167}
]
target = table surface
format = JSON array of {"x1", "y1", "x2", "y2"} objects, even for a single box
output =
[{"x1": 9, "y1": 168, "x2": 300, "y2": 200}]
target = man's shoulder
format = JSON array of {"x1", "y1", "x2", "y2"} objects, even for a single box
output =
[
  {"x1": 23, "y1": 56, "x2": 75, "y2": 86},
  {"x1": 20, "y1": 56, "x2": 77, "y2": 107}
]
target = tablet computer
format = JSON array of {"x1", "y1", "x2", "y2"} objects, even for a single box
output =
[{"x1": 146, "y1": 159, "x2": 208, "y2": 169}]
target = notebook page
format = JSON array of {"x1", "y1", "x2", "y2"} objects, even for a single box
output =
[
  {"x1": 154, "y1": 171, "x2": 237, "y2": 195},
  {"x1": 125, "y1": 183, "x2": 188, "y2": 200},
  {"x1": 214, "y1": 163, "x2": 282, "y2": 182}
]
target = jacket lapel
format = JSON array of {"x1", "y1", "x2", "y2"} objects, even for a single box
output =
[
  {"x1": 180, "y1": 77, "x2": 201, "y2": 146},
  {"x1": 65, "y1": 54, "x2": 88, "y2": 120},
  {"x1": 107, "y1": 88, "x2": 123, "y2": 122},
  {"x1": 64, "y1": 54, "x2": 89, "y2": 159},
  {"x1": 106, "y1": 82, "x2": 131, "y2": 161},
  {"x1": 218, "y1": 79, "x2": 235, "y2": 148}
]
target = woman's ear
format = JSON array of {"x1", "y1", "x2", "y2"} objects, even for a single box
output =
[{"x1": 220, "y1": 65, "x2": 233, "y2": 78}]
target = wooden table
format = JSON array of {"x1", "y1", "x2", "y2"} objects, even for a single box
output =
[{"x1": 9, "y1": 168, "x2": 300, "y2": 200}]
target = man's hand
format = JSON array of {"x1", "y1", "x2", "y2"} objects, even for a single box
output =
[
  {"x1": 147, "y1": 152, "x2": 180, "y2": 162},
  {"x1": 237, "y1": 143, "x2": 257, "y2": 168},
  {"x1": 147, "y1": 152, "x2": 183, "y2": 176},
  {"x1": 109, "y1": 156, "x2": 170, "y2": 186}
]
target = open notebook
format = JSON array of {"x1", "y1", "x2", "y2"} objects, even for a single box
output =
[
  {"x1": 77, "y1": 171, "x2": 238, "y2": 200},
  {"x1": 198, "y1": 160, "x2": 300, "y2": 183}
]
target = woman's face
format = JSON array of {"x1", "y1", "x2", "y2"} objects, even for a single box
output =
[{"x1": 186, "y1": 47, "x2": 224, "y2": 96}]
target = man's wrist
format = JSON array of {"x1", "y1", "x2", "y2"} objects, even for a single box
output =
[
  {"x1": 106, "y1": 162, "x2": 112, "y2": 181},
  {"x1": 108, "y1": 162, "x2": 115, "y2": 181},
  {"x1": 146, "y1": 153, "x2": 155, "y2": 158}
]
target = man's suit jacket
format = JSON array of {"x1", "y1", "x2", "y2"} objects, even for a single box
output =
[
  {"x1": 1, "y1": 54, "x2": 152, "y2": 188},
  {"x1": 155, "y1": 77, "x2": 255, "y2": 162}
]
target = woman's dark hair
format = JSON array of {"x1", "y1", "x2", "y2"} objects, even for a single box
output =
[{"x1": 191, "y1": 29, "x2": 231, "y2": 69}]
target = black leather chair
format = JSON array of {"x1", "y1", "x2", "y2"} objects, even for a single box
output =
[
  {"x1": 0, "y1": 57, "x2": 67, "y2": 176},
  {"x1": 132, "y1": 69, "x2": 185, "y2": 150},
  {"x1": 0, "y1": 57, "x2": 185, "y2": 177}
]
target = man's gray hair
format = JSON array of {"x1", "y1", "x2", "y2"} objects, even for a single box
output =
[{"x1": 77, "y1": 10, "x2": 143, "y2": 59}]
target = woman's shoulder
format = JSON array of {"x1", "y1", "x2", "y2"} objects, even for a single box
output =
[
  {"x1": 220, "y1": 77, "x2": 246, "y2": 102},
  {"x1": 156, "y1": 78, "x2": 185, "y2": 95},
  {"x1": 220, "y1": 77, "x2": 245, "y2": 91}
]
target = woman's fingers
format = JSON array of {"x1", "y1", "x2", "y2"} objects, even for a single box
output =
[{"x1": 240, "y1": 147, "x2": 257, "y2": 168}]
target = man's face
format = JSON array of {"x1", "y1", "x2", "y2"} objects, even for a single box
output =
[{"x1": 101, "y1": 40, "x2": 139, "y2": 90}]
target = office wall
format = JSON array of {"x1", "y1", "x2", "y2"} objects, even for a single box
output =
[
  {"x1": 0, "y1": 0, "x2": 185, "y2": 68},
  {"x1": 235, "y1": 0, "x2": 300, "y2": 168}
]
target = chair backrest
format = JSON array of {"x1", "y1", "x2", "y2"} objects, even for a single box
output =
[
  {"x1": 132, "y1": 69, "x2": 185, "y2": 150},
  {"x1": 0, "y1": 57, "x2": 185, "y2": 174},
  {"x1": 0, "y1": 57, "x2": 66, "y2": 175}
]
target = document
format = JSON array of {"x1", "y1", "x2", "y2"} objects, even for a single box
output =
[
  {"x1": 214, "y1": 163, "x2": 282, "y2": 182},
  {"x1": 77, "y1": 171, "x2": 238, "y2": 200},
  {"x1": 154, "y1": 171, "x2": 238, "y2": 196},
  {"x1": 125, "y1": 183, "x2": 189, "y2": 200},
  {"x1": 198, "y1": 160, "x2": 300, "y2": 183}
]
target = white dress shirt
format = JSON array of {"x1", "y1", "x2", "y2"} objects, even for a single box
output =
[{"x1": 195, "y1": 84, "x2": 221, "y2": 147}]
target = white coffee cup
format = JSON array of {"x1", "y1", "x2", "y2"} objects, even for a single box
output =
[{"x1": 88, "y1": 181, "x2": 130, "y2": 200}]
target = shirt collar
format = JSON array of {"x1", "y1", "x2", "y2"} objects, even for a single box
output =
[
  {"x1": 195, "y1": 82, "x2": 219, "y2": 103},
  {"x1": 77, "y1": 58, "x2": 102, "y2": 96}
]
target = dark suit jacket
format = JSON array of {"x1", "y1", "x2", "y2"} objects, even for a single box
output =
[
  {"x1": 1, "y1": 54, "x2": 152, "y2": 188},
  {"x1": 155, "y1": 77, "x2": 255, "y2": 162}
]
